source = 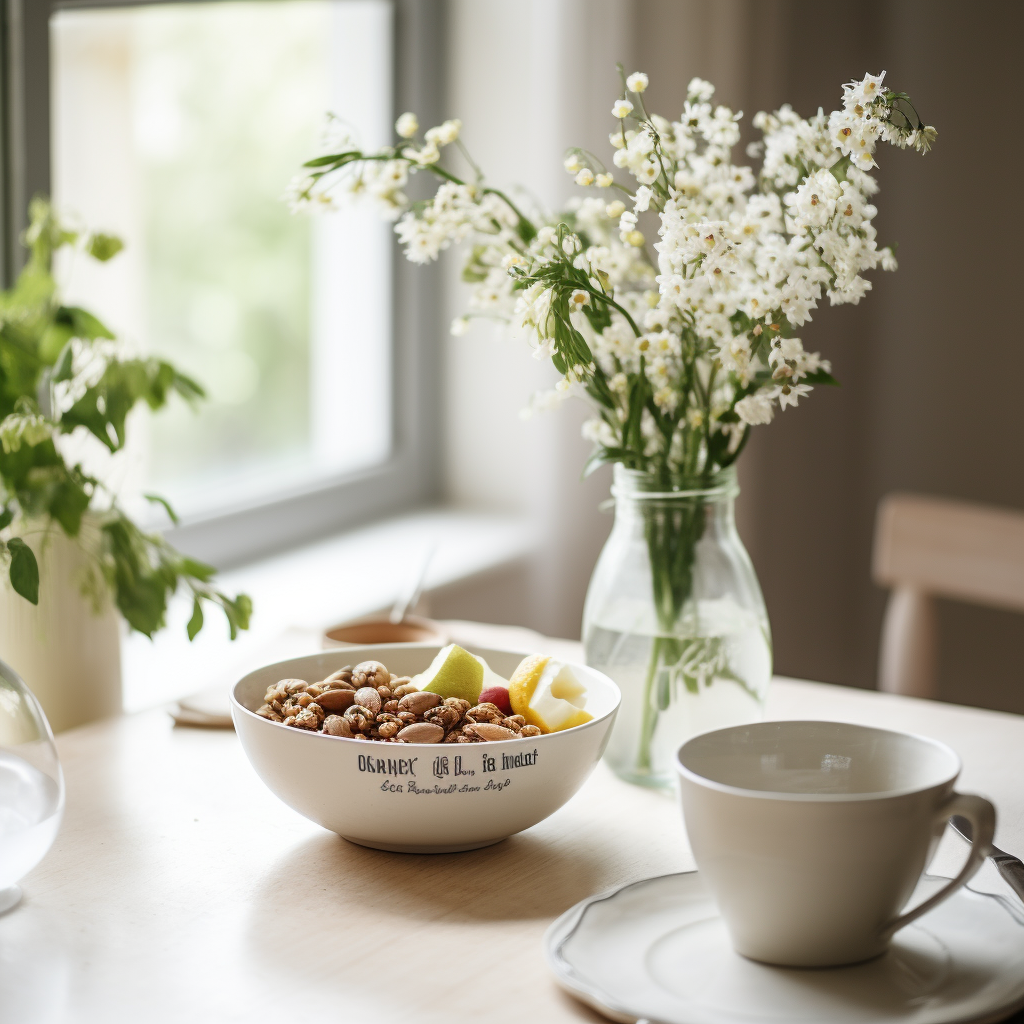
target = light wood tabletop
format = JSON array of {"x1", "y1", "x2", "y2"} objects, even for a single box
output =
[{"x1": 4, "y1": 632, "x2": 1024, "y2": 1024}]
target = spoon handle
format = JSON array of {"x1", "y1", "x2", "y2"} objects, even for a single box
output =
[{"x1": 992, "y1": 854, "x2": 1024, "y2": 906}]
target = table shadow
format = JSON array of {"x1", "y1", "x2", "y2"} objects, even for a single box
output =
[{"x1": 249, "y1": 828, "x2": 612, "y2": 923}]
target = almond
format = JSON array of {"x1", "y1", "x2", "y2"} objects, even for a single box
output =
[
  {"x1": 396, "y1": 722, "x2": 445, "y2": 744},
  {"x1": 397, "y1": 690, "x2": 442, "y2": 715},
  {"x1": 323, "y1": 715, "x2": 353, "y2": 737},
  {"x1": 316, "y1": 688, "x2": 356, "y2": 713},
  {"x1": 465, "y1": 723, "x2": 517, "y2": 741},
  {"x1": 354, "y1": 686, "x2": 382, "y2": 715}
]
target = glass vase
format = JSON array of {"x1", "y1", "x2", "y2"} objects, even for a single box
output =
[
  {"x1": 0, "y1": 658, "x2": 64, "y2": 913},
  {"x1": 582, "y1": 464, "x2": 772, "y2": 788}
]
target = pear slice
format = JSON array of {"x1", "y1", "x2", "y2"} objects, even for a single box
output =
[{"x1": 411, "y1": 644, "x2": 484, "y2": 704}]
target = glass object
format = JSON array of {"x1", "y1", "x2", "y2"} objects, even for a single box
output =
[
  {"x1": 0, "y1": 659, "x2": 64, "y2": 913},
  {"x1": 583, "y1": 465, "x2": 772, "y2": 788},
  {"x1": 50, "y1": 1, "x2": 393, "y2": 519}
]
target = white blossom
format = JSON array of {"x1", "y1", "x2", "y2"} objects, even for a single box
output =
[
  {"x1": 736, "y1": 393, "x2": 774, "y2": 425},
  {"x1": 304, "y1": 69, "x2": 932, "y2": 478},
  {"x1": 395, "y1": 112, "x2": 419, "y2": 138},
  {"x1": 626, "y1": 72, "x2": 649, "y2": 94}
]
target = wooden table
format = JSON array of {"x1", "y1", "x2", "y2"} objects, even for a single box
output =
[{"x1": 4, "y1": 647, "x2": 1024, "y2": 1023}]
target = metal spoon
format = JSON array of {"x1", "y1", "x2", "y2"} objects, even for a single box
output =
[
  {"x1": 389, "y1": 542, "x2": 436, "y2": 624},
  {"x1": 950, "y1": 814, "x2": 1024, "y2": 905}
]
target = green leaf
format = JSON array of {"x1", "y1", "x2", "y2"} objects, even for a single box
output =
[
  {"x1": 61, "y1": 358, "x2": 204, "y2": 452},
  {"x1": 0, "y1": 507, "x2": 12, "y2": 531},
  {"x1": 222, "y1": 593, "x2": 253, "y2": 640},
  {"x1": 144, "y1": 493, "x2": 179, "y2": 525},
  {"x1": 7, "y1": 538, "x2": 39, "y2": 604},
  {"x1": 86, "y1": 233, "x2": 124, "y2": 262},
  {"x1": 64, "y1": 306, "x2": 115, "y2": 341},
  {"x1": 582, "y1": 445, "x2": 635, "y2": 477},
  {"x1": 39, "y1": 322, "x2": 74, "y2": 364},
  {"x1": 170, "y1": 369, "x2": 205, "y2": 405},
  {"x1": 186, "y1": 598, "x2": 203, "y2": 641},
  {"x1": 302, "y1": 151, "x2": 359, "y2": 168},
  {"x1": 53, "y1": 339, "x2": 76, "y2": 382},
  {"x1": 180, "y1": 557, "x2": 216, "y2": 583},
  {"x1": 802, "y1": 369, "x2": 840, "y2": 386},
  {"x1": 49, "y1": 476, "x2": 91, "y2": 536}
]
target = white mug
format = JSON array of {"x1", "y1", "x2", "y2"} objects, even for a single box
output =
[{"x1": 676, "y1": 720, "x2": 996, "y2": 967}]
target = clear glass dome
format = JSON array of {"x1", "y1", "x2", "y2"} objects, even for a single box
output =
[{"x1": 0, "y1": 658, "x2": 64, "y2": 913}]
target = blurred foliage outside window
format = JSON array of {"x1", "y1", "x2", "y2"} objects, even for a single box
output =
[{"x1": 51, "y1": 0, "x2": 393, "y2": 520}]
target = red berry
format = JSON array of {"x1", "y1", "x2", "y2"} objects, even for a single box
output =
[{"x1": 479, "y1": 685, "x2": 512, "y2": 716}]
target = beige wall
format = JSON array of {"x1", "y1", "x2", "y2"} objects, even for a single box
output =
[{"x1": 439, "y1": 0, "x2": 1024, "y2": 711}]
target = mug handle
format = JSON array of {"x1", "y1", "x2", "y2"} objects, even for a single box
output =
[{"x1": 883, "y1": 791, "x2": 996, "y2": 940}]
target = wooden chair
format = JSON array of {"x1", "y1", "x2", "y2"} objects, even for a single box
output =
[{"x1": 872, "y1": 493, "x2": 1024, "y2": 698}]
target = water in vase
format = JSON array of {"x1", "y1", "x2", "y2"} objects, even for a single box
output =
[
  {"x1": 0, "y1": 750, "x2": 63, "y2": 890},
  {"x1": 586, "y1": 597, "x2": 772, "y2": 788}
]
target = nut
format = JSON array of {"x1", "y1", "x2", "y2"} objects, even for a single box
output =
[
  {"x1": 353, "y1": 660, "x2": 390, "y2": 688},
  {"x1": 443, "y1": 697, "x2": 471, "y2": 717},
  {"x1": 344, "y1": 706, "x2": 376, "y2": 732},
  {"x1": 354, "y1": 687, "x2": 382, "y2": 716},
  {"x1": 323, "y1": 715, "x2": 353, "y2": 737},
  {"x1": 465, "y1": 723, "x2": 518, "y2": 741},
  {"x1": 316, "y1": 688, "x2": 356, "y2": 713},
  {"x1": 262, "y1": 657, "x2": 571, "y2": 745},
  {"x1": 396, "y1": 722, "x2": 445, "y2": 743},
  {"x1": 397, "y1": 691, "x2": 442, "y2": 715},
  {"x1": 320, "y1": 678, "x2": 356, "y2": 691},
  {"x1": 466, "y1": 702, "x2": 504, "y2": 723},
  {"x1": 425, "y1": 705, "x2": 461, "y2": 732},
  {"x1": 291, "y1": 704, "x2": 325, "y2": 730}
]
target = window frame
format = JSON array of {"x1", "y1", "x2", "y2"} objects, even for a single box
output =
[{"x1": 2, "y1": 0, "x2": 444, "y2": 566}]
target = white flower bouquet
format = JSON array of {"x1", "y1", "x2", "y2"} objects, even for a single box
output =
[{"x1": 291, "y1": 68, "x2": 934, "y2": 777}]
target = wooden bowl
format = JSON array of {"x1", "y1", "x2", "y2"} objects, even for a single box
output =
[{"x1": 322, "y1": 615, "x2": 449, "y2": 648}]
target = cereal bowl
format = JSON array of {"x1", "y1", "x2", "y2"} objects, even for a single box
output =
[{"x1": 231, "y1": 644, "x2": 620, "y2": 853}]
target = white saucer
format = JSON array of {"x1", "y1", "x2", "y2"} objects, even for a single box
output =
[{"x1": 545, "y1": 872, "x2": 1024, "y2": 1024}]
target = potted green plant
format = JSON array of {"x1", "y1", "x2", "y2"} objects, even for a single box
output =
[{"x1": 0, "y1": 199, "x2": 251, "y2": 730}]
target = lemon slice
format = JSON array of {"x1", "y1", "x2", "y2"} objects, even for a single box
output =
[{"x1": 509, "y1": 655, "x2": 593, "y2": 733}]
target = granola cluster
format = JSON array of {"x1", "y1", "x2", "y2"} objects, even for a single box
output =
[{"x1": 256, "y1": 659, "x2": 542, "y2": 743}]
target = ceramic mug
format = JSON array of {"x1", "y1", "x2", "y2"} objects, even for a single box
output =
[{"x1": 676, "y1": 720, "x2": 996, "y2": 967}]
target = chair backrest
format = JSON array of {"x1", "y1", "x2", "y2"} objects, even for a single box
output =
[
  {"x1": 873, "y1": 493, "x2": 1024, "y2": 613},
  {"x1": 872, "y1": 493, "x2": 1024, "y2": 698}
]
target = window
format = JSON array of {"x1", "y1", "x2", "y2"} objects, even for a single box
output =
[{"x1": 3, "y1": 0, "x2": 442, "y2": 565}]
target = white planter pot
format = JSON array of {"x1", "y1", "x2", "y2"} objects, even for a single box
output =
[{"x1": 0, "y1": 529, "x2": 121, "y2": 733}]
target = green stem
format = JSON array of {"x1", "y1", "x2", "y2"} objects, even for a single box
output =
[
  {"x1": 573, "y1": 281, "x2": 642, "y2": 338},
  {"x1": 637, "y1": 634, "x2": 664, "y2": 773},
  {"x1": 634, "y1": 495, "x2": 706, "y2": 776}
]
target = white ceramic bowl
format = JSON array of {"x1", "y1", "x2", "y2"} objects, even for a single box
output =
[{"x1": 231, "y1": 644, "x2": 620, "y2": 853}]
